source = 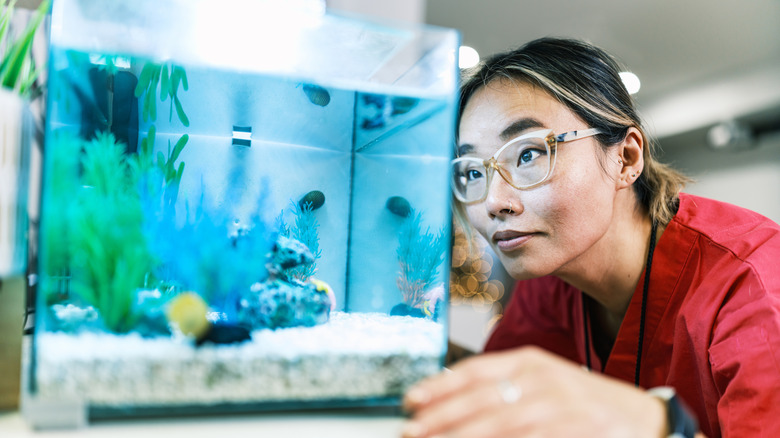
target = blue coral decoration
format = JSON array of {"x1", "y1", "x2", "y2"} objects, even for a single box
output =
[{"x1": 395, "y1": 210, "x2": 446, "y2": 310}]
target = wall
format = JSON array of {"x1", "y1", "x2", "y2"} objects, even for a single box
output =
[
  {"x1": 326, "y1": 0, "x2": 425, "y2": 22},
  {"x1": 658, "y1": 129, "x2": 780, "y2": 224}
]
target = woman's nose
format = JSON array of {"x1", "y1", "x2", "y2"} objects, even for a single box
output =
[{"x1": 484, "y1": 171, "x2": 521, "y2": 217}]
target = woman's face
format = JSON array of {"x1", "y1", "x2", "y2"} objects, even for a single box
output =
[{"x1": 458, "y1": 79, "x2": 618, "y2": 280}]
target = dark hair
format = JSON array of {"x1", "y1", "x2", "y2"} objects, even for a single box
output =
[{"x1": 458, "y1": 37, "x2": 688, "y2": 224}]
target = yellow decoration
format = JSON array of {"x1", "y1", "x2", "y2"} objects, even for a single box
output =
[
  {"x1": 166, "y1": 292, "x2": 210, "y2": 339},
  {"x1": 309, "y1": 277, "x2": 337, "y2": 310}
]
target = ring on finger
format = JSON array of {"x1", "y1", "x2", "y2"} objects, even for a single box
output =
[{"x1": 496, "y1": 378, "x2": 522, "y2": 404}]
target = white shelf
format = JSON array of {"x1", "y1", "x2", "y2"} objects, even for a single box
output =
[{"x1": 0, "y1": 410, "x2": 405, "y2": 437}]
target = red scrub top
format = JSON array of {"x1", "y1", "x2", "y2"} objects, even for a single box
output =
[{"x1": 484, "y1": 193, "x2": 780, "y2": 438}]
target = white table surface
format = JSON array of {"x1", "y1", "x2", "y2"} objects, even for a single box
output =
[{"x1": 0, "y1": 410, "x2": 406, "y2": 438}]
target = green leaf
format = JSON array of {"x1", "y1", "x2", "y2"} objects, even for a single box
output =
[
  {"x1": 134, "y1": 63, "x2": 155, "y2": 97},
  {"x1": 149, "y1": 74, "x2": 158, "y2": 120},
  {"x1": 160, "y1": 64, "x2": 169, "y2": 101},
  {"x1": 156, "y1": 151, "x2": 166, "y2": 169},
  {"x1": 142, "y1": 90, "x2": 150, "y2": 122},
  {"x1": 176, "y1": 161, "x2": 185, "y2": 182},
  {"x1": 170, "y1": 67, "x2": 181, "y2": 94},
  {"x1": 0, "y1": 0, "x2": 50, "y2": 93},
  {"x1": 173, "y1": 94, "x2": 189, "y2": 127},
  {"x1": 17, "y1": 60, "x2": 41, "y2": 95},
  {"x1": 169, "y1": 134, "x2": 188, "y2": 164},
  {"x1": 166, "y1": 139, "x2": 174, "y2": 175},
  {"x1": 147, "y1": 125, "x2": 156, "y2": 149},
  {"x1": 0, "y1": 1, "x2": 18, "y2": 55},
  {"x1": 178, "y1": 66, "x2": 189, "y2": 91},
  {"x1": 139, "y1": 125, "x2": 156, "y2": 156},
  {"x1": 150, "y1": 96, "x2": 157, "y2": 120}
]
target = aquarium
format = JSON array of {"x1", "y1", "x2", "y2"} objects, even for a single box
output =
[{"x1": 24, "y1": 0, "x2": 458, "y2": 428}]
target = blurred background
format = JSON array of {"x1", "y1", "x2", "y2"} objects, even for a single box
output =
[
  {"x1": 12, "y1": 0, "x2": 780, "y2": 355},
  {"x1": 329, "y1": 0, "x2": 780, "y2": 353}
]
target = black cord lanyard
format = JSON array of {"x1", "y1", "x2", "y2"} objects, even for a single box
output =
[{"x1": 583, "y1": 221, "x2": 658, "y2": 387}]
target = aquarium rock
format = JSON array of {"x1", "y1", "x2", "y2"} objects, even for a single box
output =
[
  {"x1": 48, "y1": 303, "x2": 101, "y2": 333},
  {"x1": 386, "y1": 196, "x2": 412, "y2": 218},
  {"x1": 298, "y1": 190, "x2": 325, "y2": 211},
  {"x1": 302, "y1": 84, "x2": 331, "y2": 107},
  {"x1": 133, "y1": 289, "x2": 173, "y2": 337},
  {"x1": 268, "y1": 235, "x2": 314, "y2": 275},
  {"x1": 238, "y1": 279, "x2": 330, "y2": 330}
]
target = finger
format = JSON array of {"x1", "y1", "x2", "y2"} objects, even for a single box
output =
[
  {"x1": 410, "y1": 347, "x2": 554, "y2": 408},
  {"x1": 404, "y1": 349, "x2": 528, "y2": 411},
  {"x1": 403, "y1": 368, "x2": 471, "y2": 412},
  {"x1": 409, "y1": 377, "x2": 509, "y2": 435},
  {"x1": 406, "y1": 374, "x2": 535, "y2": 438},
  {"x1": 439, "y1": 401, "x2": 544, "y2": 438}
]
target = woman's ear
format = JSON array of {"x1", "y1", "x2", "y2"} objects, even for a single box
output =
[{"x1": 616, "y1": 127, "x2": 644, "y2": 190}]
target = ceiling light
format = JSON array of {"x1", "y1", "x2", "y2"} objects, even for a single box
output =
[
  {"x1": 706, "y1": 120, "x2": 754, "y2": 150},
  {"x1": 459, "y1": 46, "x2": 479, "y2": 69},
  {"x1": 619, "y1": 71, "x2": 641, "y2": 94}
]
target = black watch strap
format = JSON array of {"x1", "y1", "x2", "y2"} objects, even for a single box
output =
[{"x1": 648, "y1": 386, "x2": 698, "y2": 438}]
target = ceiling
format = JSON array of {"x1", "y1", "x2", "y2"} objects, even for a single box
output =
[
  {"x1": 18, "y1": 0, "x2": 780, "y2": 144},
  {"x1": 423, "y1": 0, "x2": 780, "y2": 142}
]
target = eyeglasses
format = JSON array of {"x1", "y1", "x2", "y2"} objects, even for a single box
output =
[{"x1": 451, "y1": 128, "x2": 601, "y2": 203}]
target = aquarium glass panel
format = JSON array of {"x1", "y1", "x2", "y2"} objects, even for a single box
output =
[{"x1": 28, "y1": 0, "x2": 458, "y2": 425}]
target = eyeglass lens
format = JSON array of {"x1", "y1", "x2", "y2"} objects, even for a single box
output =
[{"x1": 452, "y1": 135, "x2": 551, "y2": 202}]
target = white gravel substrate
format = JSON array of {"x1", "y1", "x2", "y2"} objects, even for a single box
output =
[{"x1": 33, "y1": 312, "x2": 446, "y2": 407}]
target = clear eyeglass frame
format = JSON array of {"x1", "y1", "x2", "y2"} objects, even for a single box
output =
[{"x1": 451, "y1": 128, "x2": 602, "y2": 203}]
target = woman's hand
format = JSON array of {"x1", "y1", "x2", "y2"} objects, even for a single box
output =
[{"x1": 402, "y1": 346, "x2": 666, "y2": 438}]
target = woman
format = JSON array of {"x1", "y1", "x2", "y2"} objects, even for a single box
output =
[{"x1": 402, "y1": 38, "x2": 780, "y2": 438}]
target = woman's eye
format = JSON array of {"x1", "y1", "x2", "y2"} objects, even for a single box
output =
[
  {"x1": 517, "y1": 148, "x2": 543, "y2": 166},
  {"x1": 466, "y1": 168, "x2": 483, "y2": 181}
]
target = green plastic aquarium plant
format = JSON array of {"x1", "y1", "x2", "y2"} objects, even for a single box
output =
[
  {"x1": 395, "y1": 210, "x2": 446, "y2": 310},
  {"x1": 134, "y1": 62, "x2": 190, "y2": 126},
  {"x1": 42, "y1": 125, "x2": 189, "y2": 313},
  {"x1": 132, "y1": 125, "x2": 189, "y2": 206},
  {"x1": 0, "y1": 0, "x2": 49, "y2": 96},
  {"x1": 66, "y1": 132, "x2": 157, "y2": 333}
]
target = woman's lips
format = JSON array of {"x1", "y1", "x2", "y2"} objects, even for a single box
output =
[{"x1": 493, "y1": 230, "x2": 535, "y2": 251}]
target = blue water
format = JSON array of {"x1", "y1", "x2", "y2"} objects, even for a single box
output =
[{"x1": 39, "y1": 48, "x2": 455, "y2": 330}]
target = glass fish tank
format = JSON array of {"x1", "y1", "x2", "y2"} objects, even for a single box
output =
[{"x1": 25, "y1": 0, "x2": 458, "y2": 427}]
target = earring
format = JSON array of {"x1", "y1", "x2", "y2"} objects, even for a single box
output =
[
  {"x1": 631, "y1": 173, "x2": 637, "y2": 178},
  {"x1": 618, "y1": 158, "x2": 623, "y2": 164}
]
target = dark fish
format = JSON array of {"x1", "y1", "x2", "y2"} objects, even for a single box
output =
[
  {"x1": 302, "y1": 84, "x2": 331, "y2": 107},
  {"x1": 299, "y1": 190, "x2": 325, "y2": 210},
  {"x1": 359, "y1": 94, "x2": 418, "y2": 130},
  {"x1": 386, "y1": 196, "x2": 412, "y2": 218},
  {"x1": 361, "y1": 116, "x2": 385, "y2": 130},
  {"x1": 360, "y1": 94, "x2": 390, "y2": 129},
  {"x1": 196, "y1": 322, "x2": 251, "y2": 346},
  {"x1": 390, "y1": 96, "x2": 418, "y2": 115},
  {"x1": 362, "y1": 93, "x2": 387, "y2": 107}
]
